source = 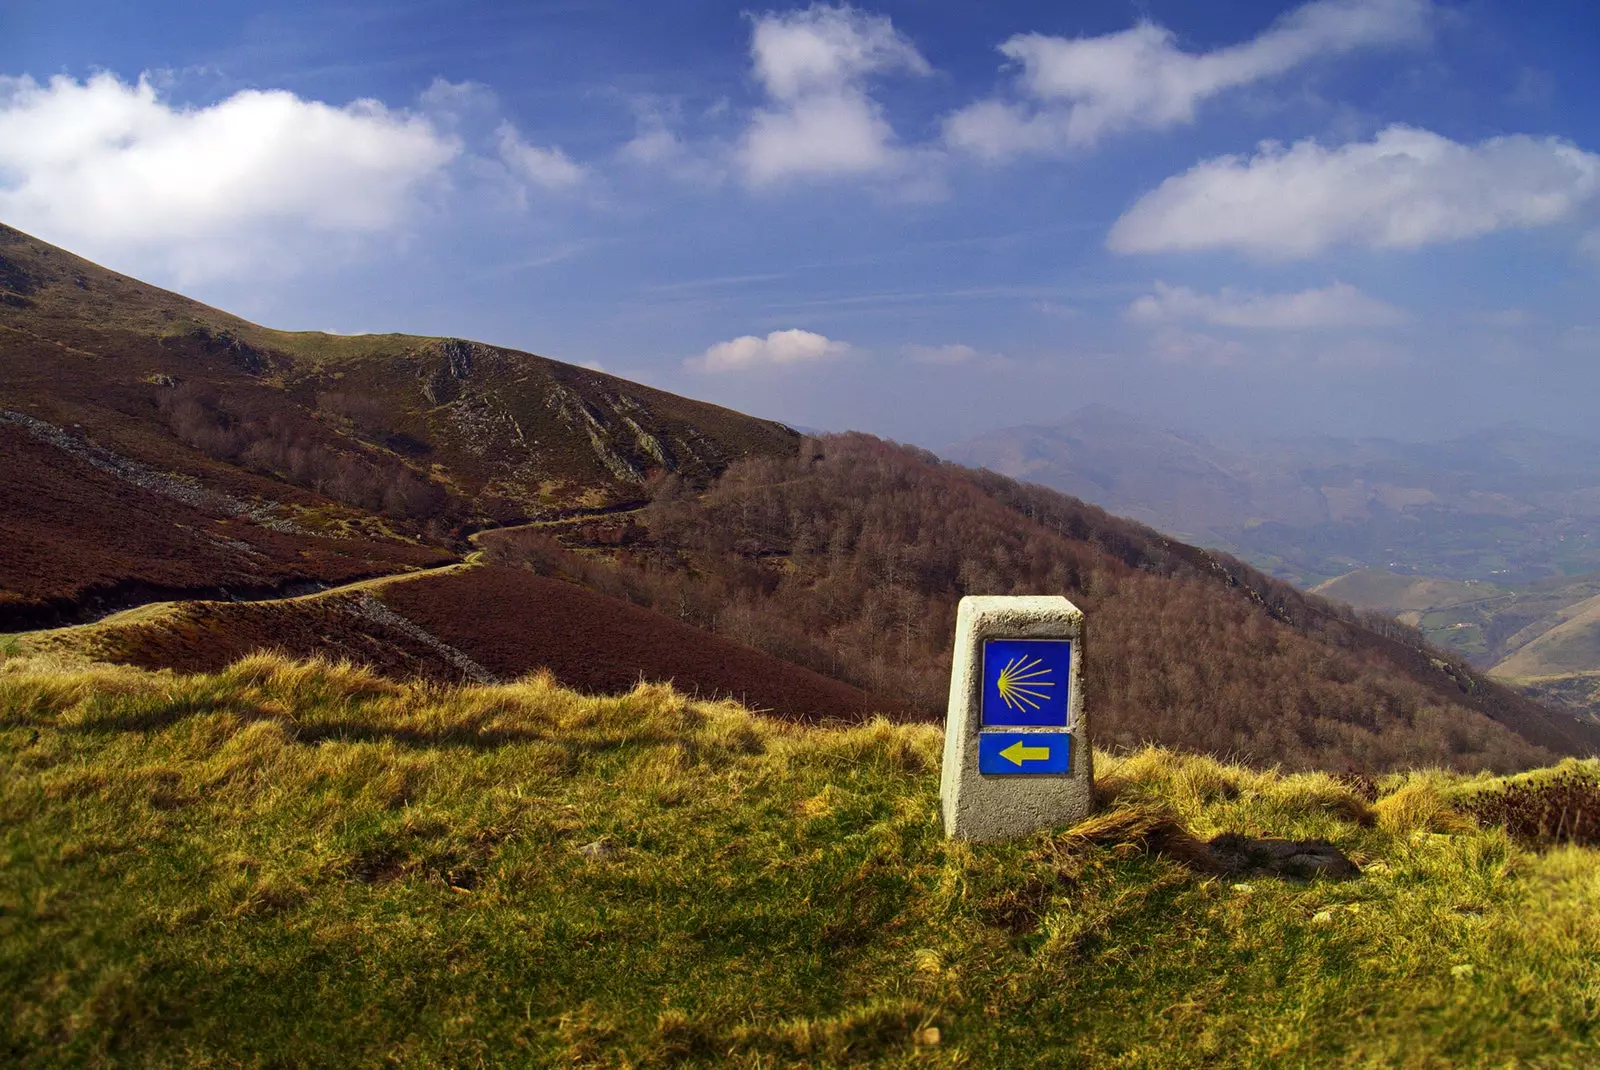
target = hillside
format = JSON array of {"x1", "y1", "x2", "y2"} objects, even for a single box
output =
[
  {"x1": 2, "y1": 654, "x2": 1598, "y2": 1067},
  {"x1": 1314, "y1": 568, "x2": 1600, "y2": 718},
  {"x1": 1492, "y1": 593, "x2": 1600, "y2": 713},
  {"x1": 1311, "y1": 570, "x2": 1494, "y2": 618},
  {"x1": 4, "y1": 225, "x2": 1599, "y2": 773},
  {"x1": 478, "y1": 434, "x2": 1600, "y2": 771},
  {"x1": 0, "y1": 222, "x2": 797, "y2": 626},
  {"x1": 10, "y1": 563, "x2": 897, "y2": 725}
]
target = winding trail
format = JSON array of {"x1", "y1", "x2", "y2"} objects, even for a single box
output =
[{"x1": 2, "y1": 501, "x2": 653, "y2": 653}]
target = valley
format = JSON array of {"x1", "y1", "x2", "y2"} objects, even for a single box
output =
[{"x1": 948, "y1": 407, "x2": 1600, "y2": 721}]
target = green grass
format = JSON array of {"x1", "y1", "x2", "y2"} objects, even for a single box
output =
[{"x1": 2, "y1": 654, "x2": 1598, "y2": 1068}]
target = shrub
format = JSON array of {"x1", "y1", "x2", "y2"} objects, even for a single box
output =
[{"x1": 1466, "y1": 772, "x2": 1600, "y2": 847}]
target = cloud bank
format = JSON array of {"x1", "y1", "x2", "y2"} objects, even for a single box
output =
[
  {"x1": 738, "y1": 5, "x2": 930, "y2": 184},
  {"x1": 1127, "y1": 281, "x2": 1408, "y2": 328},
  {"x1": 495, "y1": 121, "x2": 584, "y2": 190},
  {"x1": 0, "y1": 73, "x2": 585, "y2": 283},
  {"x1": 1109, "y1": 125, "x2": 1600, "y2": 258},
  {"x1": 945, "y1": 0, "x2": 1432, "y2": 160}
]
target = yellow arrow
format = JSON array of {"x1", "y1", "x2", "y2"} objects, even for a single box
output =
[{"x1": 1000, "y1": 739, "x2": 1051, "y2": 765}]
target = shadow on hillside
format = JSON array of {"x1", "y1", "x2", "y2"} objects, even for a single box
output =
[{"x1": 62, "y1": 700, "x2": 684, "y2": 755}]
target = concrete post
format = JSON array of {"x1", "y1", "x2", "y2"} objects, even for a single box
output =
[{"x1": 940, "y1": 595, "x2": 1092, "y2": 841}]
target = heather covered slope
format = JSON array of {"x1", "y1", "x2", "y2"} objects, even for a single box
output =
[
  {"x1": 0, "y1": 222, "x2": 797, "y2": 622},
  {"x1": 13, "y1": 564, "x2": 897, "y2": 724},
  {"x1": 0, "y1": 415, "x2": 454, "y2": 629},
  {"x1": 2, "y1": 654, "x2": 1597, "y2": 1067}
]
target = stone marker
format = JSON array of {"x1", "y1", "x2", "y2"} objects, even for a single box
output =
[{"x1": 940, "y1": 595, "x2": 1092, "y2": 841}]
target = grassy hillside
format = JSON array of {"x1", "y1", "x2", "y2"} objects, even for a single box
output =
[
  {"x1": 6, "y1": 222, "x2": 1597, "y2": 773},
  {"x1": 1494, "y1": 593, "x2": 1600, "y2": 678},
  {"x1": 1311, "y1": 570, "x2": 1493, "y2": 618},
  {"x1": 3, "y1": 653, "x2": 1598, "y2": 1067}
]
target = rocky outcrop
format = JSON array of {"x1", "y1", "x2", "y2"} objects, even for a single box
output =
[{"x1": 419, "y1": 338, "x2": 494, "y2": 405}]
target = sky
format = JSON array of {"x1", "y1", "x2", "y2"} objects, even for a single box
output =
[{"x1": 4, "y1": 0, "x2": 1599, "y2": 448}]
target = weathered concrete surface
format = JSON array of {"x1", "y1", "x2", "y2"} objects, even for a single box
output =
[{"x1": 940, "y1": 594, "x2": 1093, "y2": 841}]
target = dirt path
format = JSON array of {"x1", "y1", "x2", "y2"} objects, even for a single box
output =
[
  {"x1": 2, "y1": 500, "x2": 650, "y2": 648},
  {"x1": 4, "y1": 557, "x2": 484, "y2": 651}
]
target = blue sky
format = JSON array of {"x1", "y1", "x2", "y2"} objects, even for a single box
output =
[{"x1": 4, "y1": 0, "x2": 1599, "y2": 447}]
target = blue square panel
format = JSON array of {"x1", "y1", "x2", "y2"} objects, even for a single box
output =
[
  {"x1": 981, "y1": 639, "x2": 1071, "y2": 727},
  {"x1": 978, "y1": 732, "x2": 1072, "y2": 775}
]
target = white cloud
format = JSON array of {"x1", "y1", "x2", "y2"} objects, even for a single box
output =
[
  {"x1": 946, "y1": 0, "x2": 1431, "y2": 160},
  {"x1": 616, "y1": 97, "x2": 727, "y2": 184},
  {"x1": 1126, "y1": 281, "x2": 1407, "y2": 328},
  {"x1": 1109, "y1": 125, "x2": 1600, "y2": 259},
  {"x1": 495, "y1": 121, "x2": 584, "y2": 190},
  {"x1": 738, "y1": 5, "x2": 930, "y2": 184},
  {"x1": 0, "y1": 72, "x2": 460, "y2": 282},
  {"x1": 1145, "y1": 327, "x2": 1253, "y2": 366},
  {"x1": 688, "y1": 328, "x2": 852, "y2": 372},
  {"x1": 418, "y1": 78, "x2": 498, "y2": 124}
]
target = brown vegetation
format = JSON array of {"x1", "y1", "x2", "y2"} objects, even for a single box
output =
[
  {"x1": 62, "y1": 566, "x2": 898, "y2": 724},
  {"x1": 1466, "y1": 771, "x2": 1600, "y2": 847},
  {"x1": 157, "y1": 381, "x2": 453, "y2": 520},
  {"x1": 77, "y1": 594, "x2": 467, "y2": 683},
  {"x1": 379, "y1": 565, "x2": 901, "y2": 723},
  {"x1": 6, "y1": 222, "x2": 1598, "y2": 772},
  {"x1": 0, "y1": 424, "x2": 450, "y2": 628},
  {"x1": 487, "y1": 434, "x2": 1599, "y2": 772}
]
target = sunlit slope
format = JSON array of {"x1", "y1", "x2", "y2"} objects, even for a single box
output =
[
  {"x1": 0, "y1": 221, "x2": 798, "y2": 520},
  {"x1": 4, "y1": 563, "x2": 896, "y2": 724},
  {"x1": 2, "y1": 654, "x2": 1598, "y2": 1067},
  {"x1": 1492, "y1": 593, "x2": 1600, "y2": 714},
  {"x1": 1494, "y1": 592, "x2": 1600, "y2": 678},
  {"x1": 1312, "y1": 569, "x2": 1494, "y2": 616},
  {"x1": 1310, "y1": 568, "x2": 1600, "y2": 720}
]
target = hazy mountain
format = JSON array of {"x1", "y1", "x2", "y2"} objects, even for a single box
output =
[
  {"x1": 947, "y1": 407, "x2": 1600, "y2": 588},
  {"x1": 948, "y1": 407, "x2": 1600, "y2": 718}
]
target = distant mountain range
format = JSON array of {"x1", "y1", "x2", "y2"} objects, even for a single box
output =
[{"x1": 946, "y1": 404, "x2": 1600, "y2": 588}]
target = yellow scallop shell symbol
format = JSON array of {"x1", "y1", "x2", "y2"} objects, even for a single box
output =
[{"x1": 996, "y1": 655, "x2": 1055, "y2": 712}]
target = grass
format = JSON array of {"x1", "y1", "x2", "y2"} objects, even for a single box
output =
[{"x1": 2, "y1": 654, "x2": 1598, "y2": 1068}]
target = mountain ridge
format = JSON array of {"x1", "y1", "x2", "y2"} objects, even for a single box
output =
[{"x1": 4, "y1": 225, "x2": 1598, "y2": 770}]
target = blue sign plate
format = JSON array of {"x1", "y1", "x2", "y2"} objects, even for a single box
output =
[
  {"x1": 981, "y1": 639, "x2": 1071, "y2": 727},
  {"x1": 978, "y1": 732, "x2": 1072, "y2": 775}
]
